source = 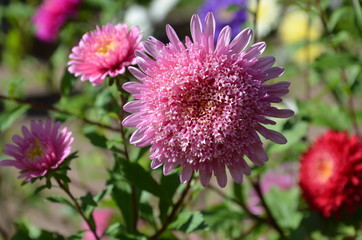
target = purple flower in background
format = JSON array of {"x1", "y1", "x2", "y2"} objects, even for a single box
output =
[
  {"x1": 32, "y1": 0, "x2": 81, "y2": 42},
  {"x1": 198, "y1": 0, "x2": 247, "y2": 38},
  {"x1": 248, "y1": 163, "x2": 298, "y2": 214}
]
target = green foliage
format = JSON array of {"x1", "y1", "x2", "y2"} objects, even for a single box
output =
[{"x1": 169, "y1": 211, "x2": 208, "y2": 233}]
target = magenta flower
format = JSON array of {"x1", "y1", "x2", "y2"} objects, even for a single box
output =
[
  {"x1": 82, "y1": 209, "x2": 113, "y2": 240},
  {"x1": 32, "y1": 0, "x2": 81, "y2": 42},
  {"x1": 0, "y1": 120, "x2": 73, "y2": 181},
  {"x1": 123, "y1": 13, "x2": 293, "y2": 187},
  {"x1": 68, "y1": 24, "x2": 142, "y2": 87}
]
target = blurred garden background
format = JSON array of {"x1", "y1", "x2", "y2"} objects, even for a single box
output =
[{"x1": 0, "y1": 0, "x2": 362, "y2": 239}]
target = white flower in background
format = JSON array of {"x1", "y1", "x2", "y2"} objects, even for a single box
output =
[
  {"x1": 149, "y1": 0, "x2": 180, "y2": 23},
  {"x1": 249, "y1": 0, "x2": 281, "y2": 38},
  {"x1": 124, "y1": 5, "x2": 153, "y2": 37}
]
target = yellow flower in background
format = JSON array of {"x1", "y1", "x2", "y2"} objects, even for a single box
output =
[
  {"x1": 279, "y1": 8, "x2": 323, "y2": 64},
  {"x1": 249, "y1": 0, "x2": 281, "y2": 38},
  {"x1": 294, "y1": 44, "x2": 324, "y2": 65}
]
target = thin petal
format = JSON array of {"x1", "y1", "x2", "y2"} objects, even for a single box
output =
[
  {"x1": 215, "y1": 26, "x2": 231, "y2": 53},
  {"x1": 204, "y1": 12, "x2": 215, "y2": 41},
  {"x1": 229, "y1": 28, "x2": 253, "y2": 54},
  {"x1": 214, "y1": 164, "x2": 227, "y2": 188},
  {"x1": 199, "y1": 167, "x2": 212, "y2": 186},
  {"x1": 128, "y1": 66, "x2": 147, "y2": 81},
  {"x1": 180, "y1": 165, "x2": 193, "y2": 184},
  {"x1": 123, "y1": 100, "x2": 142, "y2": 113},
  {"x1": 256, "y1": 124, "x2": 287, "y2": 144},
  {"x1": 190, "y1": 14, "x2": 202, "y2": 43}
]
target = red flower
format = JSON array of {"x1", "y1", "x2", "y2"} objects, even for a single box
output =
[{"x1": 299, "y1": 131, "x2": 362, "y2": 217}]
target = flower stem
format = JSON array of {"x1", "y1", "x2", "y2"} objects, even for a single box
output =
[
  {"x1": 0, "y1": 94, "x2": 120, "y2": 132},
  {"x1": 55, "y1": 178, "x2": 100, "y2": 240},
  {"x1": 150, "y1": 179, "x2": 192, "y2": 240},
  {"x1": 251, "y1": 179, "x2": 285, "y2": 238},
  {"x1": 117, "y1": 80, "x2": 139, "y2": 231},
  {"x1": 207, "y1": 184, "x2": 267, "y2": 223}
]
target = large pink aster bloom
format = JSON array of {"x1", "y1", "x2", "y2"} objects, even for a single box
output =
[
  {"x1": 0, "y1": 120, "x2": 73, "y2": 181},
  {"x1": 68, "y1": 24, "x2": 142, "y2": 87},
  {"x1": 32, "y1": 0, "x2": 81, "y2": 42},
  {"x1": 123, "y1": 13, "x2": 294, "y2": 187}
]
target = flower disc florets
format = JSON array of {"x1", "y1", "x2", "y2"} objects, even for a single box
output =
[
  {"x1": 0, "y1": 120, "x2": 73, "y2": 181},
  {"x1": 123, "y1": 13, "x2": 293, "y2": 187},
  {"x1": 68, "y1": 23, "x2": 142, "y2": 86}
]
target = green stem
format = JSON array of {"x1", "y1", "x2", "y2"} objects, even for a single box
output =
[
  {"x1": 117, "y1": 80, "x2": 139, "y2": 231},
  {"x1": 207, "y1": 184, "x2": 267, "y2": 223},
  {"x1": 55, "y1": 178, "x2": 100, "y2": 240},
  {"x1": 251, "y1": 179, "x2": 285, "y2": 238},
  {"x1": 150, "y1": 179, "x2": 192, "y2": 240},
  {"x1": 0, "y1": 95, "x2": 120, "y2": 132}
]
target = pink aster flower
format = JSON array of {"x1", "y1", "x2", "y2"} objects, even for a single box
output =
[
  {"x1": 123, "y1": 12, "x2": 294, "y2": 187},
  {"x1": 82, "y1": 209, "x2": 112, "y2": 240},
  {"x1": 0, "y1": 120, "x2": 73, "y2": 181},
  {"x1": 32, "y1": 0, "x2": 81, "y2": 42},
  {"x1": 68, "y1": 24, "x2": 142, "y2": 86}
]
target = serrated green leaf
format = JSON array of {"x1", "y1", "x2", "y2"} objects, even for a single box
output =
[{"x1": 169, "y1": 211, "x2": 208, "y2": 233}]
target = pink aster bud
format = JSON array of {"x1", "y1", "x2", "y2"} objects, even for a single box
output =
[
  {"x1": 32, "y1": 0, "x2": 81, "y2": 42},
  {"x1": 0, "y1": 119, "x2": 73, "y2": 181},
  {"x1": 122, "y1": 12, "x2": 294, "y2": 188},
  {"x1": 68, "y1": 23, "x2": 143, "y2": 86}
]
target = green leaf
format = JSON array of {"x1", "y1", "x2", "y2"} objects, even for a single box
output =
[
  {"x1": 264, "y1": 187, "x2": 302, "y2": 231},
  {"x1": 0, "y1": 104, "x2": 29, "y2": 131},
  {"x1": 203, "y1": 204, "x2": 245, "y2": 236},
  {"x1": 46, "y1": 196, "x2": 75, "y2": 211},
  {"x1": 115, "y1": 156, "x2": 171, "y2": 204},
  {"x1": 84, "y1": 129, "x2": 108, "y2": 149},
  {"x1": 299, "y1": 101, "x2": 351, "y2": 130},
  {"x1": 169, "y1": 211, "x2": 208, "y2": 233},
  {"x1": 60, "y1": 69, "x2": 77, "y2": 96},
  {"x1": 110, "y1": 181, "x2": 135, "y2": 232},
  {"x1": 159, "y1": 173, "x2": 181, "y2": 222},
  {"x1": 80, "y1": 192, "x2": 97, "y2": 212},
  {"x1": 312, "y1": 53, "x2": 358, "y2": 71}
]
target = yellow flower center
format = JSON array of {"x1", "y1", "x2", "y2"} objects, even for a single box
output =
[
  {"x1": 27, "y1": 139, "x2": 44, "y2": 162},
  {"x1": 316, "y1": 158, "x2": 334, "y2": 183},
  {"x1": 96, "y1": 40, "x2": 117, "y2": 56}
]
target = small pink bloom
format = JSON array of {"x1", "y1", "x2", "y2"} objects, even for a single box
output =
[
  {"x1": 82, "y1": 209, "x2": 112, "y2": 240},
  {"x1": 248, "y1": 162, "x2": 298, "y2": 214},
  {"x1": 68, "y1": 23, "x2": 143, "y2": 86},
  {"x1": 123, "y1": 12, "x2": 294, "y2": 187},
  {"x1": 32, "y1": 0, "x2": 81, "y2": 42},
  {"x1": 0, "y1": 119, "x2": 73, "y2": 181}
]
